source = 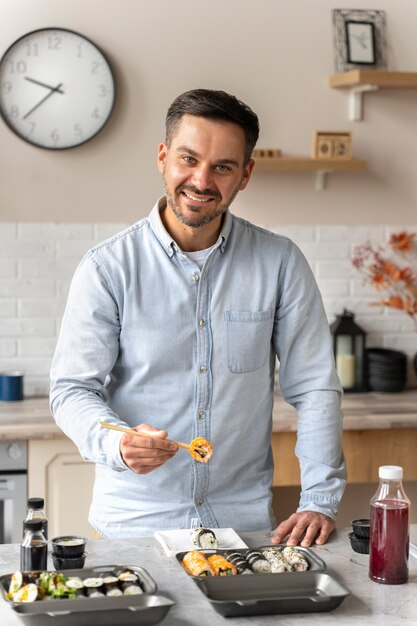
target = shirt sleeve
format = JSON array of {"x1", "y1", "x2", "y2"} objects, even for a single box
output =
[
  {"x1": 274, "y1": 242, "x2": 347, "y2": 519},
  {"x1": 50, "y1": 251, "x2": 128, "y2": 471}
]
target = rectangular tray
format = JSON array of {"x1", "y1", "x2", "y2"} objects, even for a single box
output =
[
  {"x1": 176, "y1": 545, "x2": 349, "y2": 617},
  {"x1": 0, "y1": 564, "x2": 174, "y2": 626}
]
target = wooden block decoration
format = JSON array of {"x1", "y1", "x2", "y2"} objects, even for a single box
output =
[
  {"x1": 253, "y1": 148, "x2": 282, "y2": 159},
  {"x1": 312, "y1": 131, "x2": 352, "y2": 160}
]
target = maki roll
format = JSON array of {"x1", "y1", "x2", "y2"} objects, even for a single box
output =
[
  {"x1": 101, "y1": 575, "x2": 119, "y2": 591},
  {"x1": 122, "y1": 583, "x2": 144, "y2": 595},
  {"x1": 182, "y1": 550, "x2": 215, "y2": 577},
  {"x1": 65, "y1": 577, "x2": 84, "y2": 597},
  {"x1": 106, "y1": 587, "x2": 123, "y2": 597},
  {"x1": 282, "y1": 546, "x2": 309, "y2": 571},
  {"x1": 116, "y1": 569, "x2": 138, "y2": 583},
  {"x1": 262, "y1": 548, "x2": 290, "y2": 573},
  {"x1": 191, "y1": 527, "x2": 218, "y2": 549},
  {"x1": 207, "y1": 554, "x2": 237, "y2": 576},
  {"x1": 224, "y1": 551, "x2": 253, "y2": 575},
  {"x1": 189, "y1": 437, "x2": 213, "y2": 463},
  {"x1": 83, "y1": 577, "x2": 104, "y2": 597},
  {"x1": 245, "y1": 550, "x2": 272, "y2": 573}
]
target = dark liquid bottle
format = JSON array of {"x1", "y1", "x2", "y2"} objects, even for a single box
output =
[
  {"x1": 369, "y1": 466, "x2": 410, "y2": 585},
  {"x1": 23, "y1": 497, "x2": 48, "y2": 540},
  {"x1": 21, "y1": 520, "x2": 47, "y2": 571}
]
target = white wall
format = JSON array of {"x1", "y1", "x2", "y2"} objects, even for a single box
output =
[{"x1": 1, "y1": 0, "x2": 417, "y2": 224}]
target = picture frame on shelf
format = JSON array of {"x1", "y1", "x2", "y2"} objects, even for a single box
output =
[{"x1": 332, "y1": 9, "x2": 387, "y2": 72}]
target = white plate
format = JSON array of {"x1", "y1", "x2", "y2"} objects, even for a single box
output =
[{"x1": 154, "y1": 528, "x2": 247, "y2": 556}]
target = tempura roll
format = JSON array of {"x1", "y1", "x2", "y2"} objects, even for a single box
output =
[
  {"x1": 182, "y1": 550, "x2": 215, "y2": 576},
  {"x1": 207, "y1": 554, "x2": 237, "y2": 576}
]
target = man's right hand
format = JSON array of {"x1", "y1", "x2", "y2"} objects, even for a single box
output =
[{"x1": 119, "y1": 423, "x2": 178, "y2": 474}]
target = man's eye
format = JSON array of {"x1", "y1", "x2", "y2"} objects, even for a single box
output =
[
  {"x1": 183, "y1": 156, "x2": 196, "y2": 164},
  {"x1": 215, "y1": 165, "x2": 231, "y2": 172}
]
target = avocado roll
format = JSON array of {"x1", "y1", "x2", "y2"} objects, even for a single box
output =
[
  {"x1": 116, "y1": 569, "x2": 138, "y2": 583},
  {"x1": 83, "y1": 577, "x2": 104, "y2": 596},
  {"x1": 106, "y1": 587, "x2": 123, "y2": 597},
  {"x1": 191, "y1": 527, "x2": 218, "y2": 549},
  {"x1": 245, "y1": 549, "x2": 272, "y2": 573},
  {"x1": 262, "y1": 548, "x2": 290, "y2": 573},
  {"x1": 224, "y1": 551, "x2": 253, "y2": 575},
  {"x1": 122, "y1": 583, "x2": 144, "y2": 595}
]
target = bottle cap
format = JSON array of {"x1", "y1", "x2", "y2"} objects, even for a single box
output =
[
  {"x1": 24, "y1": 519, "x2": 44, "y2": 531},
  {"x1": 27, "y1": 497, "x2": 44, "y2": 510},
  {"x1": 379, "y1": 465, "x2": 403, "y2": 479}
]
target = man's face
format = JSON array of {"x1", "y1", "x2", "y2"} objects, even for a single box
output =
[{"x1": 157, "y1": 114, "x2": 254, "y2": 229}]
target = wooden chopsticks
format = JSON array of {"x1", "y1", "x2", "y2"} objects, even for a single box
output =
[{"x1": 99, "y1": 420, "x2": 202, "y2": 452}]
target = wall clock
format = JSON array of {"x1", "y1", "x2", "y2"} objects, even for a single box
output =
[{"x1": 0, "y1": 27, "x2": 116, "y2": 149}]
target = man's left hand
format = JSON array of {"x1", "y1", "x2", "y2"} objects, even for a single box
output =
[{"x1": 271, "y1": 511, "x2": 335, "y2": 547}]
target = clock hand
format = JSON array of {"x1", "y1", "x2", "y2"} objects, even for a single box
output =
[
  {"x1": 23, "y1": 82, "x2": 64, "y2": 120},
  {"x1": 24, "y1": 76, "x2": 65, "y2": 94}
]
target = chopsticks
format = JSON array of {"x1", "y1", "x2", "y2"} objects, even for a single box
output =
[{"x1": 99, "y1": 420, "x2": 202, "y2": 452}]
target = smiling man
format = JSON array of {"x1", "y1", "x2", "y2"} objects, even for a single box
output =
[{"x1": 50, "y1": 89, "x2": 346, "y2": 545}]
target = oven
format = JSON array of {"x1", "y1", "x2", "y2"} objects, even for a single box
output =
[{"x1": 0, "y1": 440, "x2": 27, "y2": 544}]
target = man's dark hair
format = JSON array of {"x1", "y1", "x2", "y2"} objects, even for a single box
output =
[{"x1": 165, "y1": 89, "x2": 260, "y2": 165}]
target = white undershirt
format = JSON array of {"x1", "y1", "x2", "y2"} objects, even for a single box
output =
[{"x1": 184, "y1": 244, "x2": 216, "y2": 269}]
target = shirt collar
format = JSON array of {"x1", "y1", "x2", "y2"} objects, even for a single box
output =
[{"x1": 148, "y1": 196, "x2": 233, "y2": 257}]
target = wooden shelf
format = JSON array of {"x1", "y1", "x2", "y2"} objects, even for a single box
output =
[
  {"x1": 329, "y1": 70, "x2": 417, "y2": 120},
  {"x1": 254, "y1": 156, "x2": 367, "y2": 190}
]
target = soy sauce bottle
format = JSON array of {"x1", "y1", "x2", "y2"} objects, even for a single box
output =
[
  {"x1": 369, "y1": 465, "x2": 410, "y2": 584},
  {"x1": 23, "y1": 497, "x2": 48, "y2": 539},
  {"x1": 21, "y1": 520, "x2": 48, "y2": 571}
]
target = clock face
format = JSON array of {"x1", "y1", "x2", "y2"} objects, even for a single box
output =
[{"x1": 0, "y1": 28, "x2": 116, "y2": 149}]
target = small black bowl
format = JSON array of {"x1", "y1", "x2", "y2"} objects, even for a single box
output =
[
  {"x1": 349, "y1": 532, "x2": 369, "y2": 554},
  {"x1": 51, "y1": 535, "x2": 87, "y2": 558},
  {"x1": 52, "y1": 551, "x2": 87, "y2": 571},
  {"x1": 351, "y1": 518, "x2": 370, "y2": 539}
]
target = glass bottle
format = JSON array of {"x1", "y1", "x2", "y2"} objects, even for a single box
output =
[
  {"x1": 21, "y1": 519, "x2": 48, "y2": 571},
  {"x1": 23, "y1": 497, "x2": 48, "y2": 539},
  {"x1": 369, "y1": 465, "x2": 410, "y2": 584}
]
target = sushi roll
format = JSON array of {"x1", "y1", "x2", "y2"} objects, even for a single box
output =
[
  {"x1": 262, "y1": 548, "x2": 291, "y2": 573},
  {"x1": 189, "y1": 437, "x2": 213, "y2": 463},
  {"x1": 65, "y1": 576, "x2": 84, "y2": 590},
  {"x1": 122, "y1": 583, "x2": 144, "y2": 595},
  {"x1": 182, "y1": 550, "x2": 215, "y2": 577},
  {"x1": 86, "y1": 588, "x2": 105, "y2": 598},
  {"x1": 224, "y1": 551, "x2": 253, "y2": 575},
  {"x1": 282, "y1": 546, "x2": 309, "y2": 571},
  {"x1": 191, "y1": 527, "x2": 218, "y2": 549},
  {"x1": 245, "y1": 550, "x2": 272, "y2": 574},
  {"x1": 106, "y1": 587, "x2": 123, "y2": 597},
  {"x1": 83, "y1": 577, "x2": 104, "y2": 596},
  {"x1": 102, "y1": 575, "x2": 119, "y2": 591},
  {"x1": 116, "y1": 569, "x2": 138, "y2": 583},
  {"x1": 207, "y1": 554, "x2": 237, "y2": 576}
]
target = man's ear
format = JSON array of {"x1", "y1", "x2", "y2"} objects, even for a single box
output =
[
  {"x1": 239, "y1": 158, "x2": 255, "y2": 191},
  {"x1": 157, "y1": 143, "x2": 168, "y2": 173}
]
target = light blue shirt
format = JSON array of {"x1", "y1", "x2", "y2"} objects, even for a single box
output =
[{"x1": 50, "y1": 197, "x2": 346, "y2": 538}]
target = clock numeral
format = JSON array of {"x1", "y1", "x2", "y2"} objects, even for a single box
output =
[
  {"x1": 9, "y1": 105, "x2": 19, "y2": 118},
  {"x1": 74, "y1": 124, "x2": 83, "y2": 138},
  {"x1": 8, "y1": 60, "x2": 27, "y2": 74},
  {"x1": 98, "y1": 84, "x2": 109, "y2": 97},
  {"x1": 91, "y1": 61, "x2": 103, "y2": 75},
  {"x1": 91, "y1": 108, "x2": 101, "y2": 119},
  {"x1": 48, "y1": 36, "x2": 62, "y2": 50},
  {"x1": 51, "y1": 128, "x2": 60, "y2": 143},
  {"x1": 1, "y1": 81, "x2": 12, "y2": 94},
  {"x1": 25, "y1": 43, "x2": 39, "y2": 57}
]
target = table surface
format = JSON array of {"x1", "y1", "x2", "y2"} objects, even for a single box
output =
[
  {"x1": 1, "y1": 391, "x2": 417, "y2": 441},
  {"x1": 0, "y1": 527, "x2": 416, "y2": 625}
]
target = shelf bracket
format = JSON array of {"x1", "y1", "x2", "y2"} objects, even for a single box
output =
[
  {"x1": 315, "y1": 170, "x2": 331, "y2": 191},
  {"x1": 349, "y1": 84, "x2": 379, "y2": 121}
]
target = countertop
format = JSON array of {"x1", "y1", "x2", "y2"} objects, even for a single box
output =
[
  {"x1": 0, "y1": 527, "x2": 416, "y2": 625},
  {"x1": 1, "y1": 391, "x2": 417, "y2": 441}
]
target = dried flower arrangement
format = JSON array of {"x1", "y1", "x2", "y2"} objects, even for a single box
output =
[{"x1": 352, "y1": 231, "x2": 417, "y2": 331}]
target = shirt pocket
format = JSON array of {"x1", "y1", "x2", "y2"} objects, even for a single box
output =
[{"x1": 225, "y1": 309, "x2": 274, "y2": 374}]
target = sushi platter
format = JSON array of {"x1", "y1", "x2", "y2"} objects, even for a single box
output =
[
  {"x1": 0, "y1": 565, "x2": 174, "y2": 626},
  {"x1": 176, "y1": 545, "x2": 350, "y2": 617}
]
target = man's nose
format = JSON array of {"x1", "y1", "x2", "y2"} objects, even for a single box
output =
[{"x1": 191, "y1": 165, "x2": 214, "y2": 191}]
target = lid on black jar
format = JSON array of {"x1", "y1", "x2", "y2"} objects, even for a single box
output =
[
  {"x1": 27, "y1": 497, "x2": 44, "y2": 510},
  {"x1": 24, "y1": 519, "x2": 44, "y2": 531}
]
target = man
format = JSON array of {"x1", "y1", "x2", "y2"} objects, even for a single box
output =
[{"x1": 50, "y1": 89, "x2": 346, "y2": 545}]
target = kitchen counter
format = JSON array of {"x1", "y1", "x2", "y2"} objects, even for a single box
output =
[
  {"x1": 0, "y1": 527, "x2": 416, "y2": 625},
  {"x1": 1, "y1": 390, "x2": 417, "y2": 441}
]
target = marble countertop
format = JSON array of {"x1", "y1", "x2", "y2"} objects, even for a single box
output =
[
  {"x1": 0, "y1": 527, "x2": 416, "y2": 625},
  {"x1": 0, "y1": 390, "x2": 417, "y2": 441}
]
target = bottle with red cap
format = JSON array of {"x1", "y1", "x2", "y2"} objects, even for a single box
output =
[{"x1": 369, "y1": 465, "x2": 410, "y2": 584}]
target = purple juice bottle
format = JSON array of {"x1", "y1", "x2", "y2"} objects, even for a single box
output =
[{"x1": 369, "y1": 465, "x2": 410, "y2": 584}]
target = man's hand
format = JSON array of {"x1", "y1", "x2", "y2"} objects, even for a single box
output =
[
  {"x1": 119, "y1": 423, "x2": 178, "y2": 474},
  {"x1": 271, "y1": 511, "x2": 335, "y2": 547}
]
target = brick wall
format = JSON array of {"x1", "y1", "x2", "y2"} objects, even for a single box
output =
[{"x1": 1, "y1": 223, "x2": 416, "y2": 395}]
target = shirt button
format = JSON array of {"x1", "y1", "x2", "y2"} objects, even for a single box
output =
[
  {"x1": 192, "y1": 273, "x2": 199, "y2": 282},
  {"x1": 198, "y1": 411, "x2": 205, "y2": 420},
  {"x1": 199, "y1": 319, "x2": 206, "y2": 327},
  {"x1": 200, "y1": 365, "x2": 207, "y2": 374},
  {"x1": 196, "y1": 497, "x2": 203, "y2": 506}
]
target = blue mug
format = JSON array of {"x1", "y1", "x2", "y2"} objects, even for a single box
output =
[{"x1": 0, "y1": 372, "x2": 24, "y2": 401}]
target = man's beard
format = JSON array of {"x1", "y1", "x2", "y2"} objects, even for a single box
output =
[{"x1": 163, "y1": 178, "x2": 240, "y2": 228}]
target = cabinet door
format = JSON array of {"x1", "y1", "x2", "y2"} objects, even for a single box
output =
[{"x1": 28, "y1": 438, "x2": 95, "y2": 538}]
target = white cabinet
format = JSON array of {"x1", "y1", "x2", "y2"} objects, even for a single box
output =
[{"x1": 28, "y1": 438, "x2": 95, "y2": 539}]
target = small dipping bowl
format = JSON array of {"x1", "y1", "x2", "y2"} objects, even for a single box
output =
[
  {"x1": 51, "y1": 535, "x2": 87, "y2": 558},
  {"x1": 52, "y1": 551, "x2": 87, "y2": 571},
  {"x1": 351, "y1": 518, "x2": 370, "y2": 540},
  {"x1": 349, "y1": 532, "x2": 369, "y2": 554}
]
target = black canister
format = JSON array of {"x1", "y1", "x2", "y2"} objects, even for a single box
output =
[{"x1": 21, "y1": 519, "x2": 47, "y2": 571}]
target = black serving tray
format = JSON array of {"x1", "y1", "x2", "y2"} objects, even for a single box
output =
[
  {"x1": 0, "y1": 564, "x2": 174, "y2": 626},
  {"x1": 176, "y1": 545, "x2": 349, "y2": 617}
]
